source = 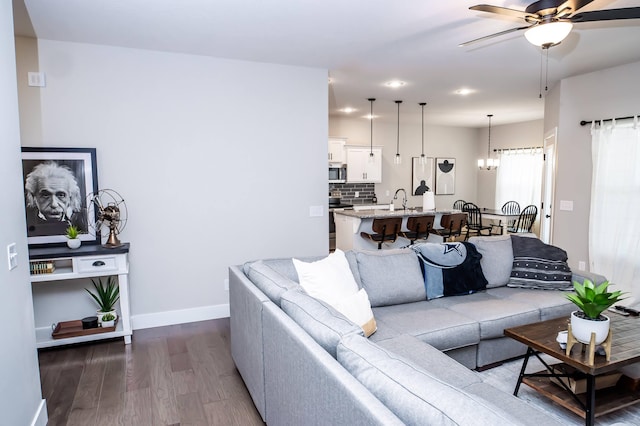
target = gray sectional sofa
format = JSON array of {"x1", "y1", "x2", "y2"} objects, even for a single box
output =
[{"x1": 229, "y1": 234, "x2": 605, "y2": 425}]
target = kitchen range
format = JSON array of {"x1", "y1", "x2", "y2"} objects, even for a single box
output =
[{"x1": 329, "y1": 189, "x2": 352, "y2": 251}]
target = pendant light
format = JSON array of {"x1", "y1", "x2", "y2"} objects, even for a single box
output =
[
  {"x1": 478, "y1": 114, "x2": 499, "y2": 170},
  {"x1": 394, "y1": 100, "x2": 402, "y2": 165},
  {"x1": 368, "y1": 98, "x2": 376, "y2": 163},
  {"x1": 419, "y1": 102, "x2": 427, "y2": 166}
]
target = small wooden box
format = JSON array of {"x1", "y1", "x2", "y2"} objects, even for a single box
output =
[{"x1": 550, "y1": 364, "x2": 621, "y2": 394}]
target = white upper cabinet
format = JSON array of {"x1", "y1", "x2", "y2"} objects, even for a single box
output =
[
  {"x1": 328, "y1": 138, "x2": 346, "y2": 165},
  {"x1": 346, "y1": 146, "x2": 382, "y2": 183}
]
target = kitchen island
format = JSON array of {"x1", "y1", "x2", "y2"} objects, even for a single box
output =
[{"x1": 333, "y1": 207, "x2": 460, "y2": 250}]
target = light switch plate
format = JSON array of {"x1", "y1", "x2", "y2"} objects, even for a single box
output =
[
  {"x1": 7, "y1": 243, "x2": 17, "y2": 270},
  {"x1": 309, "y1": 206, "x2": 323, "y2": 217},
  {"x1": 559, "y1": 200, "x2": 574, "y2": 211},
  {"x1": 27, "y1": 72, "x2": 46, "y2": 87}
]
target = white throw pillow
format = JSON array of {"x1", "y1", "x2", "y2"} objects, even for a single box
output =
[
  {"x1": 332, "y1": 288, "x2": 377, "y2": 337},
  {"x1": 293, "y1": 249, "x2": 359, "y2": 304},
  {"x1": 293, "y1": 249, "x2": 376, "y2": 336}
]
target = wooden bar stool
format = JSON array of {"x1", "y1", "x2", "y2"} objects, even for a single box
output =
[
  {"x1": 398, "y1": 215, "x2": 435, "y2": 245},
  {"x1": 360, "y1": 217, "x2": 403, "y2": 249},
  {"x1": 430, "y1": 213, "x2": 466, "y2": 242}
]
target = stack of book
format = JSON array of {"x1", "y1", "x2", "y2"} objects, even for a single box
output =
[{"x1": 29, "y1": 261, "x2": 55, "y2": 275}]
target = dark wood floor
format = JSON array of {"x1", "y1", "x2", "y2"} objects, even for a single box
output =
[{"x1": 38, "y1": 318, "x2": 265, "y2": 426}]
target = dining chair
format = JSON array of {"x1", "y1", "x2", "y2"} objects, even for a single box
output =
[
  {"x1": 360, "y1": 217, "x2": 403, "y2": 249},
  {"x1": 398, "y1": 215, "x2": 435, "y2": 245},
  {"x1": 499, "y1": 200, "x2": 520, "y2": 232},
  {"x1": 508, "y1": 205, "x2": 538, "y2": 233},
  {"x1": 462, "y1": 202, "x2": 493, "y2": 240},
  {"x1": 453, "y1": 199, "x2": 466, "y2": 210},
  {"x1": 430, "y1": 213, "x2": 466, "y2": 242}
]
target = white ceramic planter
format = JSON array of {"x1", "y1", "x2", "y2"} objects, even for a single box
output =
[
  {"x1": 67, "y1": 238, "x2": 81, "y2": 249},
  {"x1": 570, "y1": 311, "x2": 610, "y2": 345},
  {"x1": 97, "y1": 310, "x2": 117, "y2": 324},
  {"x1": 101, "y1": 319, "x2": 115, "y2": 328}
]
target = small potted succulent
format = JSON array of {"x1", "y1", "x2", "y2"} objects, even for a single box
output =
[
  {"x1": 100, "y1": 312, "x2": 116, "y2": 328},
  {"x1": 85, "y1": 276, "x2": 120, "y2": 324},
  {"x1": 565, "y1": 279, "x2": 626, "y2": 345},
  {"x1": 65, "y1": 225, "x2": 82, "y2": 249}
]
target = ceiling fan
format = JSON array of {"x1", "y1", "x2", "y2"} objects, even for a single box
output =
[{"x1": 460, "y1": 0, "x2": 640, "y2": 47}]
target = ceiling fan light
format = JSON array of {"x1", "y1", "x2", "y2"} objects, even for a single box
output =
[{"x1": 524, "y1": 22, "x2": 573, "y2": 46}]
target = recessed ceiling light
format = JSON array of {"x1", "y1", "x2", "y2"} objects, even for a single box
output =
[
  {"x1": 363, "y1": 114, "x2": 378, "y2": 120},
  {"x1": 454, "y1": 88, "x2": 474, "y2": 96},
  {"x1": 340, "y1": 107, "x2": 357, "y2": 114},
  {"x1": 384, "y1": 80, "x2": 406, "y2": 88}
]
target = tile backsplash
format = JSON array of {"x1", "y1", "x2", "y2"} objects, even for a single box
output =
[{"x1": 329, "y1": 182, "x2": 375, "y2": 205}]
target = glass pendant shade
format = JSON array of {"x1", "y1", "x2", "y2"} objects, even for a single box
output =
[
  {"x1": 368, "y1": 98, "x2": 376, "y2": 163},
  {"x1": 394, "y1": 100, "x2": 402, "y2": 165},
  {"x1": 419, "y1": 102, "x2": 427, "y2": 167},
  {"x1": 478, "y1": 114, "x2": 498, "y2": 170},
  {"x1": 525, "y1": 22, "x2": 573, "y2": 47}
]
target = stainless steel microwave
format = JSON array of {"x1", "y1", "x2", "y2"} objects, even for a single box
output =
[{"x1": 329, "y1": 166, "x2": 346, "y2": 183}]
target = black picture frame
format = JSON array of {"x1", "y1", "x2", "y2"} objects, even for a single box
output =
[
  {"x1": 435, "y1": 157, "x2": 456, "y2": 195},
  {"x1": 411, "y1": 157, "x2": 434, "y2": 196},
  {"x1": 21, "y1": 147, "x2": 99, "y2": 246}
]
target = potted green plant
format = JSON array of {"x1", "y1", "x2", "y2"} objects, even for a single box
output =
[
  {"x1": 565, "y1": 279, "x2": 626, "y2": 345},
  {"x1": 65, "y1": 225, "x2": 82, "y2": 249},
  {"x1": 85, "y1": 276, "x2": 120, "y2": 324},
  {"x1": 100, "y1": 312, "x2": 116, "y2": 328}
]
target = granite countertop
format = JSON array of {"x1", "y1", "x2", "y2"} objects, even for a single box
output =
[{"x1": 334, "y1": 208, "x2": 459, "y2": 219}]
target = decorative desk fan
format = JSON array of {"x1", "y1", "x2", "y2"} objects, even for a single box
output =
[{"x1": 87, "y1": 189, "x2": 128, "y2": 248}]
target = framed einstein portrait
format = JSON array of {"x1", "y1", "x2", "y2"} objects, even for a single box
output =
[{"x1": 21, "y1": 147, "x2": 99, "y2": 246}]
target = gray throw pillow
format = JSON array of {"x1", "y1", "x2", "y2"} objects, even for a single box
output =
[
  {"x1": 468, "y1": 235, "x2": 513, "y2": 288},
  {"x1": 355, "y1": 249, "x2": 426, "y2": 307},
  {"x1": 508, "y1": 235, "x2": 573, "y2": 290}
]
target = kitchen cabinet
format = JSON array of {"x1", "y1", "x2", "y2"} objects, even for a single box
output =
[
  {"x1": 328, "y1": 137, "x2": 346, "y2": 165},
  {"x1": 346, "y1": 146, "x2": 382, "y2": 183},
  {"x1": 29, "y1": 243, "x2": 132, "y2": 348}
]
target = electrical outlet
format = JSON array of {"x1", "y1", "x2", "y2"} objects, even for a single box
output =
[
  {"x1": 224, "y1": 278, "x2": 229, "y2": 291},
  {"x1": 385, "y1": 190, "x2": 390, "y2": 196},
  {"x1": 578, "y1": 261, "x2": 586, "y2": 271},
  {"x1": 7, "y1": 243, "x2": 17, "y2": 270},
  {"x1": 27, "y1": 72, "x2": 46, "y2": 87}
]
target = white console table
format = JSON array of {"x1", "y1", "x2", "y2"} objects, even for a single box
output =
[{"x1": 29, "y1": 243, "x2": 131, "y2": 348}]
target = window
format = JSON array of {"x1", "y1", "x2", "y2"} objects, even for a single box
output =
[{"x1": 495, "y1": 148, "x2": 543, "y2": 209}]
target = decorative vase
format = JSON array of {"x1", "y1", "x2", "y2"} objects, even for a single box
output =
[
  {"x1": 570, "y1": 310, "x2": 610, "y2": 345},
  {"x1": 97, "y1": 310, "x2": 117, "y2": 324},
  {"x1": 67, "y1": 238, "x2": 81, "y2": 249}
]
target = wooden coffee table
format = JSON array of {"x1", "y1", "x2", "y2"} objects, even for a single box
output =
[{"x1": 504, "y1": 315, "x2": 640, "y2": 426}]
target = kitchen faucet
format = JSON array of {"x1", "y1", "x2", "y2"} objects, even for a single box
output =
[{"x1": 393, "y1": 188, "x2": 408, "y2": 210}]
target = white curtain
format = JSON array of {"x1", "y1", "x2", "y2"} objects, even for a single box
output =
[
  {"x1": 495, "y1": 148, "x2": 543, "y2": 210},
  {"x1": 589, "y1": 117, "x2": 640, "y2": 302}
]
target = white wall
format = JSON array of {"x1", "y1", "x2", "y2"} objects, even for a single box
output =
[
  {"x1": 330, "y1": 116, "x2": 478, "y2": 209},
  {"x1": 0, "y1": 2, "x2": 46, "y2": 424},
  {"x1": 475, "y1": 120, "x2": 544, "y2": 208},
  {"x1": 545, "y1": 60, "x2": 640, "y2": 272},
  {"x1": 17, "y1": 39, "x2": 328, "y2": 328}
]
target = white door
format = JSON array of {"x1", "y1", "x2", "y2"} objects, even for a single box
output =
[{"x1": 540, "y1": 128, "x2": 557, "y2": 244}]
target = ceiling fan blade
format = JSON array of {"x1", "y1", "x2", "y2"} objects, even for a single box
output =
[
  {"x1": 459, "y1": 25, "x2": 532, "y2": 47},
  {"x1": 470, "y1": 4, "x2": 538, "y2": 20},
  {"x1": 571, "y1": 7, "x2": 640, "y2": 22},
  {"x1": 557, "y1": 0, "x2": 595, "y2": 14}
]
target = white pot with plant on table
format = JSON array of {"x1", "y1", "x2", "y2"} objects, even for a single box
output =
[{"x1": 85, "y1": 276, "x2": 120, "y2": 325}]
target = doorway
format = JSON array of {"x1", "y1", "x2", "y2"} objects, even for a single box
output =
[{"x1": 540, "y1": 128, "x2": 557, "y2": 244}]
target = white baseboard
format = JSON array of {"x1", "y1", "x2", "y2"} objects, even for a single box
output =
[
  {"x1": 131, "y1": 303, "x2": 230, "y2": 330},
  {"x1": 31, "y1": 399, "x2": 48, "y2": 426}
]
